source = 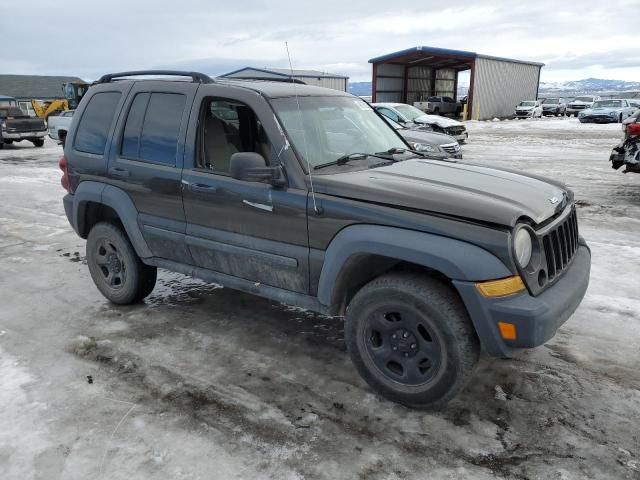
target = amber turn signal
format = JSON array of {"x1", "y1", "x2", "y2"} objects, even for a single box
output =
[
  {"x1": 497, "y1": 322, "x2": 517, "y2": 340},
  {"x1": 475, "y1": 276, "x2": 525, "y2": 298}
]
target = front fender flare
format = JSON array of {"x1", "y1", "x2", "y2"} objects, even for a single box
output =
[{"x1": 317, "y1": 224, "x2": 511, "y2": 310}]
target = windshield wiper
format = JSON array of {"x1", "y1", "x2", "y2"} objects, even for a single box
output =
[{"x1": 313, "y1": 152, "x2": 394, "y2": 170}]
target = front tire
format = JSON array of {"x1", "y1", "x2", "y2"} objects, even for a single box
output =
[
  {"x1": 86, "y1": 222, "x2": 157, "y2": 304},
  {"x1": 32, "y1": 138, "x2": 44, "y2": 147},
  {"x1": 345, "y1": 273, "x2": 479, "y2": 409}
]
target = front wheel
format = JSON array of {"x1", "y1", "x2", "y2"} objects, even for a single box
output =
[
  {"x1": 345, "y1": 273, "x2": 480, "y2": 409},
  {"x1": 86, "y1": 222, "x2": 157, "y2": 304},
  {"x1": 32, "y1": 138, "x2": 44, "y2": 147}
]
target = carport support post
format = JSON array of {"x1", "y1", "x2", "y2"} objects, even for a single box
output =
[
  {"x1": 371, "y1": 63, "x2": 378, "y2": 103},
  {"x1": 467, "y1": 59, "x2": 476, "y2": 120}
]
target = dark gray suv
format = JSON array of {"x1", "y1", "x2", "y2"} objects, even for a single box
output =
[{"x1": 60, "y1": 71, "x2": 591, "y2": 409}]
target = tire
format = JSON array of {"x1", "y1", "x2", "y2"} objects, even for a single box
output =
[
  {"x1": 619, "y1": 114, "x2": 623, "y2": 123},
  {"x1": 59, "y1": 131, "x2": 67, "y2": 147},
  {"x1": 345, "y1": 272, "x2": 480, "y2": 409},
  {"x1": 86, "y1": 221, "x2": 157, "y2": 305},
  {"x1": 32, "y1": 138, "x2": 44, "y2": 147},
  {"x1": 433, "y1": 108, "x2": 440, "y2": 115}
]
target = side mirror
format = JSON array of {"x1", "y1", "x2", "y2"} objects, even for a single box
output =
[{"x1": 229, "y1": 152, "x2": 285, "y2": 187}]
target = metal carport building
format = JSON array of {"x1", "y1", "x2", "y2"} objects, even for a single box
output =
[{"x1": 369, "y1": 46, "x2": 544, "y2": 120}]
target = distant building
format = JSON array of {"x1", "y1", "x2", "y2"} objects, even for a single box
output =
[
  {"x1": 0, "y1": 95, "x2": 16, "y2": 107},
  {"x1": 220, "y1": 67, "x2": 349, "y2": 92},
  {"x1": 0, "y1": 74, "x2": 84, "y2": 116},
  {"x1": 369, "y1": 46, "x2": 544, "y2": 120}
]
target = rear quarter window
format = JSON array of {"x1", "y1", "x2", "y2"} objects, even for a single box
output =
[
  {"x1": 74, "y1": 92, "x2": 122, "y2": 155},
  {"x1": 120, "y1": 92, "x2": 186, "y2": 165}
]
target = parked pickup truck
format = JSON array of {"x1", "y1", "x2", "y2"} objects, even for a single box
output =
[
  {"x1": 0, "y1": 106, "x2": 47, "y2": 148},
  {"x1": 566, "y1": 95, "x2": 600, "y2": 117},
  {"x1": 47, "y1": 110, "x2": 75, "y2": 145},
  {"x1": 413, "y1": 96, "x2": 461, "y2": 116},
  {"x1": 61, "y1": 70, "x2": 590, "y2": 409}
]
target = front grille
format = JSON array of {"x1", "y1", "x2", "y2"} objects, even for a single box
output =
[
  {"x1": 446, "y1": 126, "x2": 465, "y2": 136},
  {"x1": 541, "y1": 208, "x2": 579, "y2": 281},
  {"x1": 440, "y1": 144, "x2": 459, "y2": 154},
  {"x1": 570, "y1": 104, "x2": 586, "y2": 110}
]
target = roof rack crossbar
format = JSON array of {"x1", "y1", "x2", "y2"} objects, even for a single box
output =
[{"x1": 97, "y1": 70, "x2": 214, "y2": 84}]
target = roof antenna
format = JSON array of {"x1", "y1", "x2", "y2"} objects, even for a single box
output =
[{"x1": 285, "y1": 41, "x2": 320, "y2": 214}]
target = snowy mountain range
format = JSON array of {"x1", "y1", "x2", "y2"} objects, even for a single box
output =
[
  {"x1": 348, "y1": 78, "x2": 640, "y2": 97},
  {"x1": 539, "y1": 78, "x2": 640, "y2": 92}
]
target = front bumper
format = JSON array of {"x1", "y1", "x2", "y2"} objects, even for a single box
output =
[
  {"x1": 453, "y1": 242, "x2": 591, "y2": 357},
  {"x1": 2, "y1": 130, "x2": 47, "y2": 139},
  {"x1": 580, "y1": 115, "x2": 617, "y2": 123},
  {"x1": 514, "y1": 111, "x2": 533, "y2": 118}
]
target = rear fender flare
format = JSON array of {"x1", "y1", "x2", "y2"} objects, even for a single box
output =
[{"x1": 72, "y1": 181, "x2": 152, "y2": 258}]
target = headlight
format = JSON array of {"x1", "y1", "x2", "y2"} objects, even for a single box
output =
[
  {"x1": 513, "y1": 227, "x2": 533, "y2": 268},
  {"x1": 609, "y1": 111, "x2": 616, "y2": 116},
  {"x1": 412, "y1": 142, "x2": 435, "y2": 152}
]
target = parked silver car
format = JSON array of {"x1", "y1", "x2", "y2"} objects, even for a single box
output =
[
  {"x1": 373, "y1": 103, "x2": 468, "y2": 143},
  {"x1": 578, "y1": 99, "x2": 637, "y2": 123},
  {"x1": 384, "y1": 117, "x2": 463, "y2": 159},
  {"x1": 541, "y1": 98, "x2": 567, "y2": 116}
]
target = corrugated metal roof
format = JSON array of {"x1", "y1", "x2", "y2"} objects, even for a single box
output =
[
  {"x1": 369, "y1": 46, "x2": 544, "y2": 67},
  {"x1": 0, "y1": 74, "x2": 84, "y2": 99},
  {"x1": 221, "y1": 67, "x2": 348, "y2": 79}
]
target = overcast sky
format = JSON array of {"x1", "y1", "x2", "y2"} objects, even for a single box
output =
[{"x1": 1, "y1": 0, "x2": 638, "y2": 84}]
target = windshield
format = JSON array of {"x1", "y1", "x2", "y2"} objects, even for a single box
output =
[
  {"x1": 592, "y1": 100, "x2": 623, "y2": 108},
  {"x1": 543, "y1": 99, "x2": 559, "y2": 104},
  {"x1": 394, "y1": 104, "x2": 427, "y2": 121},
  {"x1": 519, "y1": 101, "x2": 536, "y2": 107},
  {"x1": 0, "y1": 107, "x2": 26, "y2": 118},
  {"x1": 271, "y1": 96, "x2": 406, "y2": 170},
  {"x1": 575, "y1": 97, "x2": 594, "y2": 102}
]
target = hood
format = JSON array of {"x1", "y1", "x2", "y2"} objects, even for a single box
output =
[
  {"x1": 399, "y1": 129, "x2": 459, "y2": 146},
  {"x1": 516, "y1": 105, "x2": 534, "y2": 110},
  {"x1": 569, "y1": 100, "x2": 593, "y2": 106},
  {"x1": 312, "y1": 159, "x2": 570, "y2": 227},
  {"x1": 413, "y1": 114, "x2": 462, "y2": 128},
  {"x1": 582, "y1": 107, "x2": 618, "y2": 114}
]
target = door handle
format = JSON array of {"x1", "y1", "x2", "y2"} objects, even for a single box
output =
[
  {"x1": 188, "y1": 183, "x2": 216, "y2": 193},
  {"x1": 109, "y1": 167, "x2": 130, "y2": 178}
]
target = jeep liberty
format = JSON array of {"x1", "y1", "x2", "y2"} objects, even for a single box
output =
[{"x1": 60, "y1": 71, "x2": 591, "y2": 408}]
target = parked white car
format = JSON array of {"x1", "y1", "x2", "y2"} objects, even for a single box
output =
[
  {"x1": 514, "y1": 101, "x2": 543, "y2": 119},
  {"x1": 47, "y1": 110, "x2": 75, "y2": 145},
  {"x1": 372, "y1": 103, "x2": 468, "y2": 143}
]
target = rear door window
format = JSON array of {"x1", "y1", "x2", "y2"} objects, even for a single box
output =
[
  {"x1": 120, "y1": 92, "x2": 186, "y2": 165},
  {"x1": 74, "y1": 92, "x2": 122, "y2": 155}
]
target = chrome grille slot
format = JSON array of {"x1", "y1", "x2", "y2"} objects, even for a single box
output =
[{"x1": 542, "y1": 208, "x2": 579, "y2": 281}]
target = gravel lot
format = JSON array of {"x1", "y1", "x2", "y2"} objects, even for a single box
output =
[{"x1": 1, "y1": 117, "x2": 639, "y2": 480}]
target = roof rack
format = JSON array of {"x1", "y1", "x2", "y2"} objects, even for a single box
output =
[
  {"x1": 221, "y1": 76, "x2": 306, "y2": 85},
  {"x1": 97, "y1": 70, "x2": 214, "y2": 84}
]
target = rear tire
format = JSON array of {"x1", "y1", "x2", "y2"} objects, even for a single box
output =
[
  {"x1": 86, "y1": 221, "x2": 157, "y2": 305},
  {"x1": 345, "y1": 272, "x2": 480, "y2": 409},
  {"x1": 433, "y1": 108, "x2": 440, "y2": 115}
]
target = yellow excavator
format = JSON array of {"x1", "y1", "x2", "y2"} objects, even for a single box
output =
[{"x1": 31, "y1": 81, "x2": 90, "y2": 120}]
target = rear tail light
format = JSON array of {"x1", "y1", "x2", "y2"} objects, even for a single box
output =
[
  {"x1": 59, "y1": 155, "x2": 70, "y2": 192},
  {"x1": 626, "y1": 123, "x2": 640, "y2": 137}
]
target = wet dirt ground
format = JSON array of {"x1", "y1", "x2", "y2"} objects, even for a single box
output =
[{"x1": 1, "y1": 117, "x2": 639, "y2": 479}]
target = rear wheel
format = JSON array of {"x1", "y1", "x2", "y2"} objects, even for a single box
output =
[
  {"x1": 345, "y1": 273, "x2": 479, "y2": 409},
  {"x1": 433, "y1": 107, "x2": 440, "y2": 115},
  {"x1": 86, "y1": 221, "x2": 157, "y2": 304}
]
